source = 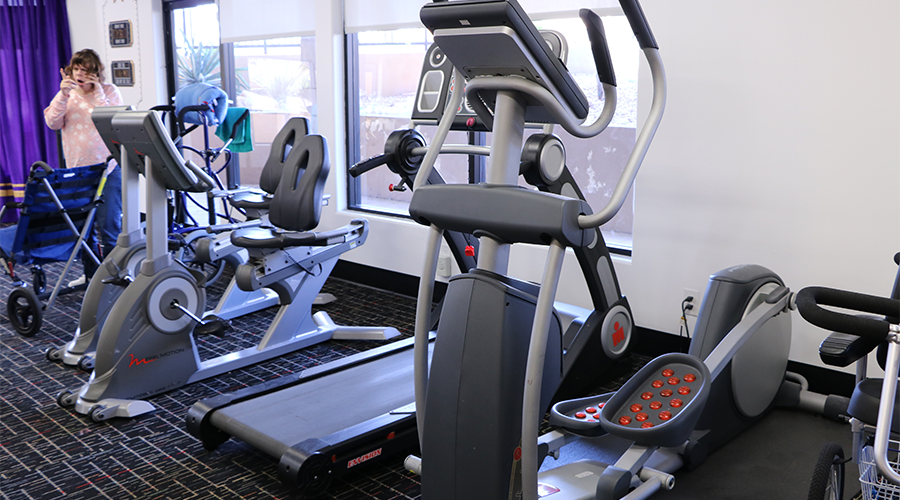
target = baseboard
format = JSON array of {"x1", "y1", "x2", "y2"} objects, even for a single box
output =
[
  {"x1": 333, "y1": 260, "x2": 448, "y2": 301},
  {"x1": 334, "y1": 259, "x2": 857, "y2": 398}
]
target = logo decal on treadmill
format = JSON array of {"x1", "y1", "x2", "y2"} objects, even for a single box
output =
[
  {"x1": 127, "y1": 353, "x2": 156, "y2": 367},
  {"x1": 347, "y1": 448, "x2": 382, "y2": 468},
  {"x1": 613, "y1": 321, "x2": 626, "y2": 346}
]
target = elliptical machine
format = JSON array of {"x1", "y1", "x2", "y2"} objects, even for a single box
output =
[{"x1": 404, "y1": 1, "x2": 844, "y2": 499}]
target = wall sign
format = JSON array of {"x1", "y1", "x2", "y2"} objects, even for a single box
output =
[
  {"x1": 109, "y1": 20, "x2": 133, "y2": 47},
  {"x1": 111, "y1": 60, "x2": 135, "y2": 86}
]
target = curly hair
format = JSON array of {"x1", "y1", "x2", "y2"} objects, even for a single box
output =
[{"x1": 65, "y1": 49, "x2": 105, "y2": 83}]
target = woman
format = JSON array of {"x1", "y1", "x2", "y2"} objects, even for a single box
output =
[{"x1": 44, "y1": 48, "x2": 124, "y2": 283}]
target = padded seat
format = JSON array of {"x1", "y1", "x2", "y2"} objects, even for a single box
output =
[
  {"x1": 230, "y1": 134, "x2": 331, "y2": 249},
  {"x1": 231, "y1": 226, "x2": 357, "y2": 249},
  {"x1": 229, "y1": 191, "x2": 272, "y2": 212},
  {"x1": 848, "y1": 378, "x2": 900, "y2": 433},
  {"x1": 227, "y1": 117, "x2": 309, "y2": 215}
]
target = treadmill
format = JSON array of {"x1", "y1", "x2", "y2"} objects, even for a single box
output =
[{"x1": 187, "y1": 0, "x2": 629, "y2": 494}]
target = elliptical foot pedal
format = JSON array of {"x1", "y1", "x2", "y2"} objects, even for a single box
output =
[
  {"x1": 549, "y1": 392, "x2": 614, "y2": 437},
  {"x1": 599, "y1": 353, "x2": 710, "y2": 448}
]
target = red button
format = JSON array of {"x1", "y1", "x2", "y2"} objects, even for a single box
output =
[
  {"x1": 660, "y1": 389, "x2": 673, "y2": 398},
  {"x1": 586, "y1": 407, "x2": 597, "y2": 414},
  {"x1": 670, "y1": 399, "x2": 683, "y2": 408},
  {"x1": 678, "y1": 386, "x2": 691, "y2": 395},
  {"x1": 619, "y1": 416, "x2": 632, "y2": 425},
  {"x1": 464, "y1": 245, "x2": 475, "y2": 257},
  {"x1": 661, "y1": 369, "x2": 674, "y2": 377},
  {"x1": 667, "y1": 377, "x2": 680, "y2": 385},
  {"x1": 641, "y1": 392, "x2": 653, "y2": 400},
  {"x1": 684, "y1": 373, "x2": 696, "y2": 383},
  {"x1": 630, "y1": 404, "x2": 643, "y2": 413},
  {"x1": 651, "y1": 380, "x2": 664, "y2": 388},
  {"x1": 575, "y1": 412, "x2": 586, "y2": 419},
  {"x1": 641, "y1": 422, "x2": 654, "y2": 428},
  {"x1": 635, "y1": 412, "x2": 649, "y2": 422},
  {"x1": 659, "y1": 411, "x2": 672, "y2": 421},
  {"x1": 593, "y1": 415, "x2": 602, "y2": 421},
  {"x1": 649, "y1": 401, "x2": 662, "y2": 410},
  {"x1": 598, "y1": 402, "x2": 605, "y2": 408}
]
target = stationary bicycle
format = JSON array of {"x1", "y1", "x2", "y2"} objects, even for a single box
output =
[
  {"x1": 404, "y1": 1, "x2": 844, "y2": 499},
  {"x1": 798, "y1": 253, "x2": 900, "y2": 500},
  {"x1": 60, "y1": 109, "x2": 395, "y2": 421}
]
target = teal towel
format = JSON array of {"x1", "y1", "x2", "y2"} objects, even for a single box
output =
[{"x1": 215, "y1": 107, "x2": 253, "y2": 153}]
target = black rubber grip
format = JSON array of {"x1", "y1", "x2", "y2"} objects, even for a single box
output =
[
  {"x1": 579, "y1": 9, "x2": 616, "y2": 87},
  {"x1": 349, "y1": 153, "x2": 392, "y2": 177},
  {"x1": 619, "y1": 0, "x2": 658, "y2": 49},
  {"x1": 30, "y1": 161, "x2": 53, "y2": 174},
  {"x1": 796, "y1": 286, "x2": 899, "y2": 340}
]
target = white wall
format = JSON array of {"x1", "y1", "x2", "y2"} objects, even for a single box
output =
[
  {"x1": 65, "y1": 0, "x2": 900, "y2": 375},
  {"x1": 66, "y1": 0, "x2": 166, "y2": 110}
]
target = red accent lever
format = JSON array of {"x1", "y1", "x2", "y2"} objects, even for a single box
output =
[
  {"x1": 466, "y1": 117, "x2": 475, "y2": 127},
  {"x1": 388, "y1": 184, "x2": 395, "y2": 191},
  {"x1": 464, "y1": 245, "x2": 475, "y2": 257}
]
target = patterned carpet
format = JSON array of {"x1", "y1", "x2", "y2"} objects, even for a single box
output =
[{"x1": 0, "y1": 262, "x2": 425, "y2": 500}]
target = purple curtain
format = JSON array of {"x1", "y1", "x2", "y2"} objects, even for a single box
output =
[{"x1": 0, "y1": 0, "x2": 71, "y2": 223}]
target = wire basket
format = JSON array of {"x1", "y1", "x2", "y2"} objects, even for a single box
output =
[{"x1": 860, "y1": 441, "x2": 900, "y2": 500}]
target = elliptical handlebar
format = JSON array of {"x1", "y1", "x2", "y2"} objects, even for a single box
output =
[
  {"x1": 619, "y1": 0, "x2": 658, "y2": 49},
  {"x1": 349, "y1": 153, "x2": 392, "y2": 178}
]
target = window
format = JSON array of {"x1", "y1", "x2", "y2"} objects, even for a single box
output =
[
  {"x1": 164, "y1": 1, "x2": 317, "y2": 192},
  {"x1": 348, "y1": 28, "x2": 476, "y2": 216},
  {"x1": 232, "y1": 36, "x2": 317, "y2": 186},
  {"x1": 347, "y1": 16, "x2": 639, "y2": 251}
]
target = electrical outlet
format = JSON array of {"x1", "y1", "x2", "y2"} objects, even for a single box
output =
[
  {"x1": 683, "y1": 288, "x2": 699, "y2": 317},
  {"x1": 437, "y1": 255, "x2": 453, "y2": 277}
]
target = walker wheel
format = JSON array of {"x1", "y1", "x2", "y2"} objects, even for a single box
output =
[
  {"x1": 31, "y1": 267, "x2": 46, "y2": 295},
  {"x1": 7, "y1": 287, "x2": 43, "y2": 337},
  {"x1": 45, "y1": 347, "x2": 62, "y2": 362}
]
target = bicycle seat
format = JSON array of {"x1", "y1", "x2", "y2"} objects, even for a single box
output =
[{"x1": 848, "y1": 378, "x2": 900, "y2": 433}]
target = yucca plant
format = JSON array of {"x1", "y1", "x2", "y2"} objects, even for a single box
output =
[
  {"x1": 177, "y1": 38, "x2": 221, "y2": 88},
  {"x1": 254, "y1": 62, "x2": 311, "y2": 111}
]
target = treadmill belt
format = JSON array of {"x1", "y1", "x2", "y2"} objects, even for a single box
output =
[{"x1": 209, "y1": 346, "x2": 421, "y2": 458}]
